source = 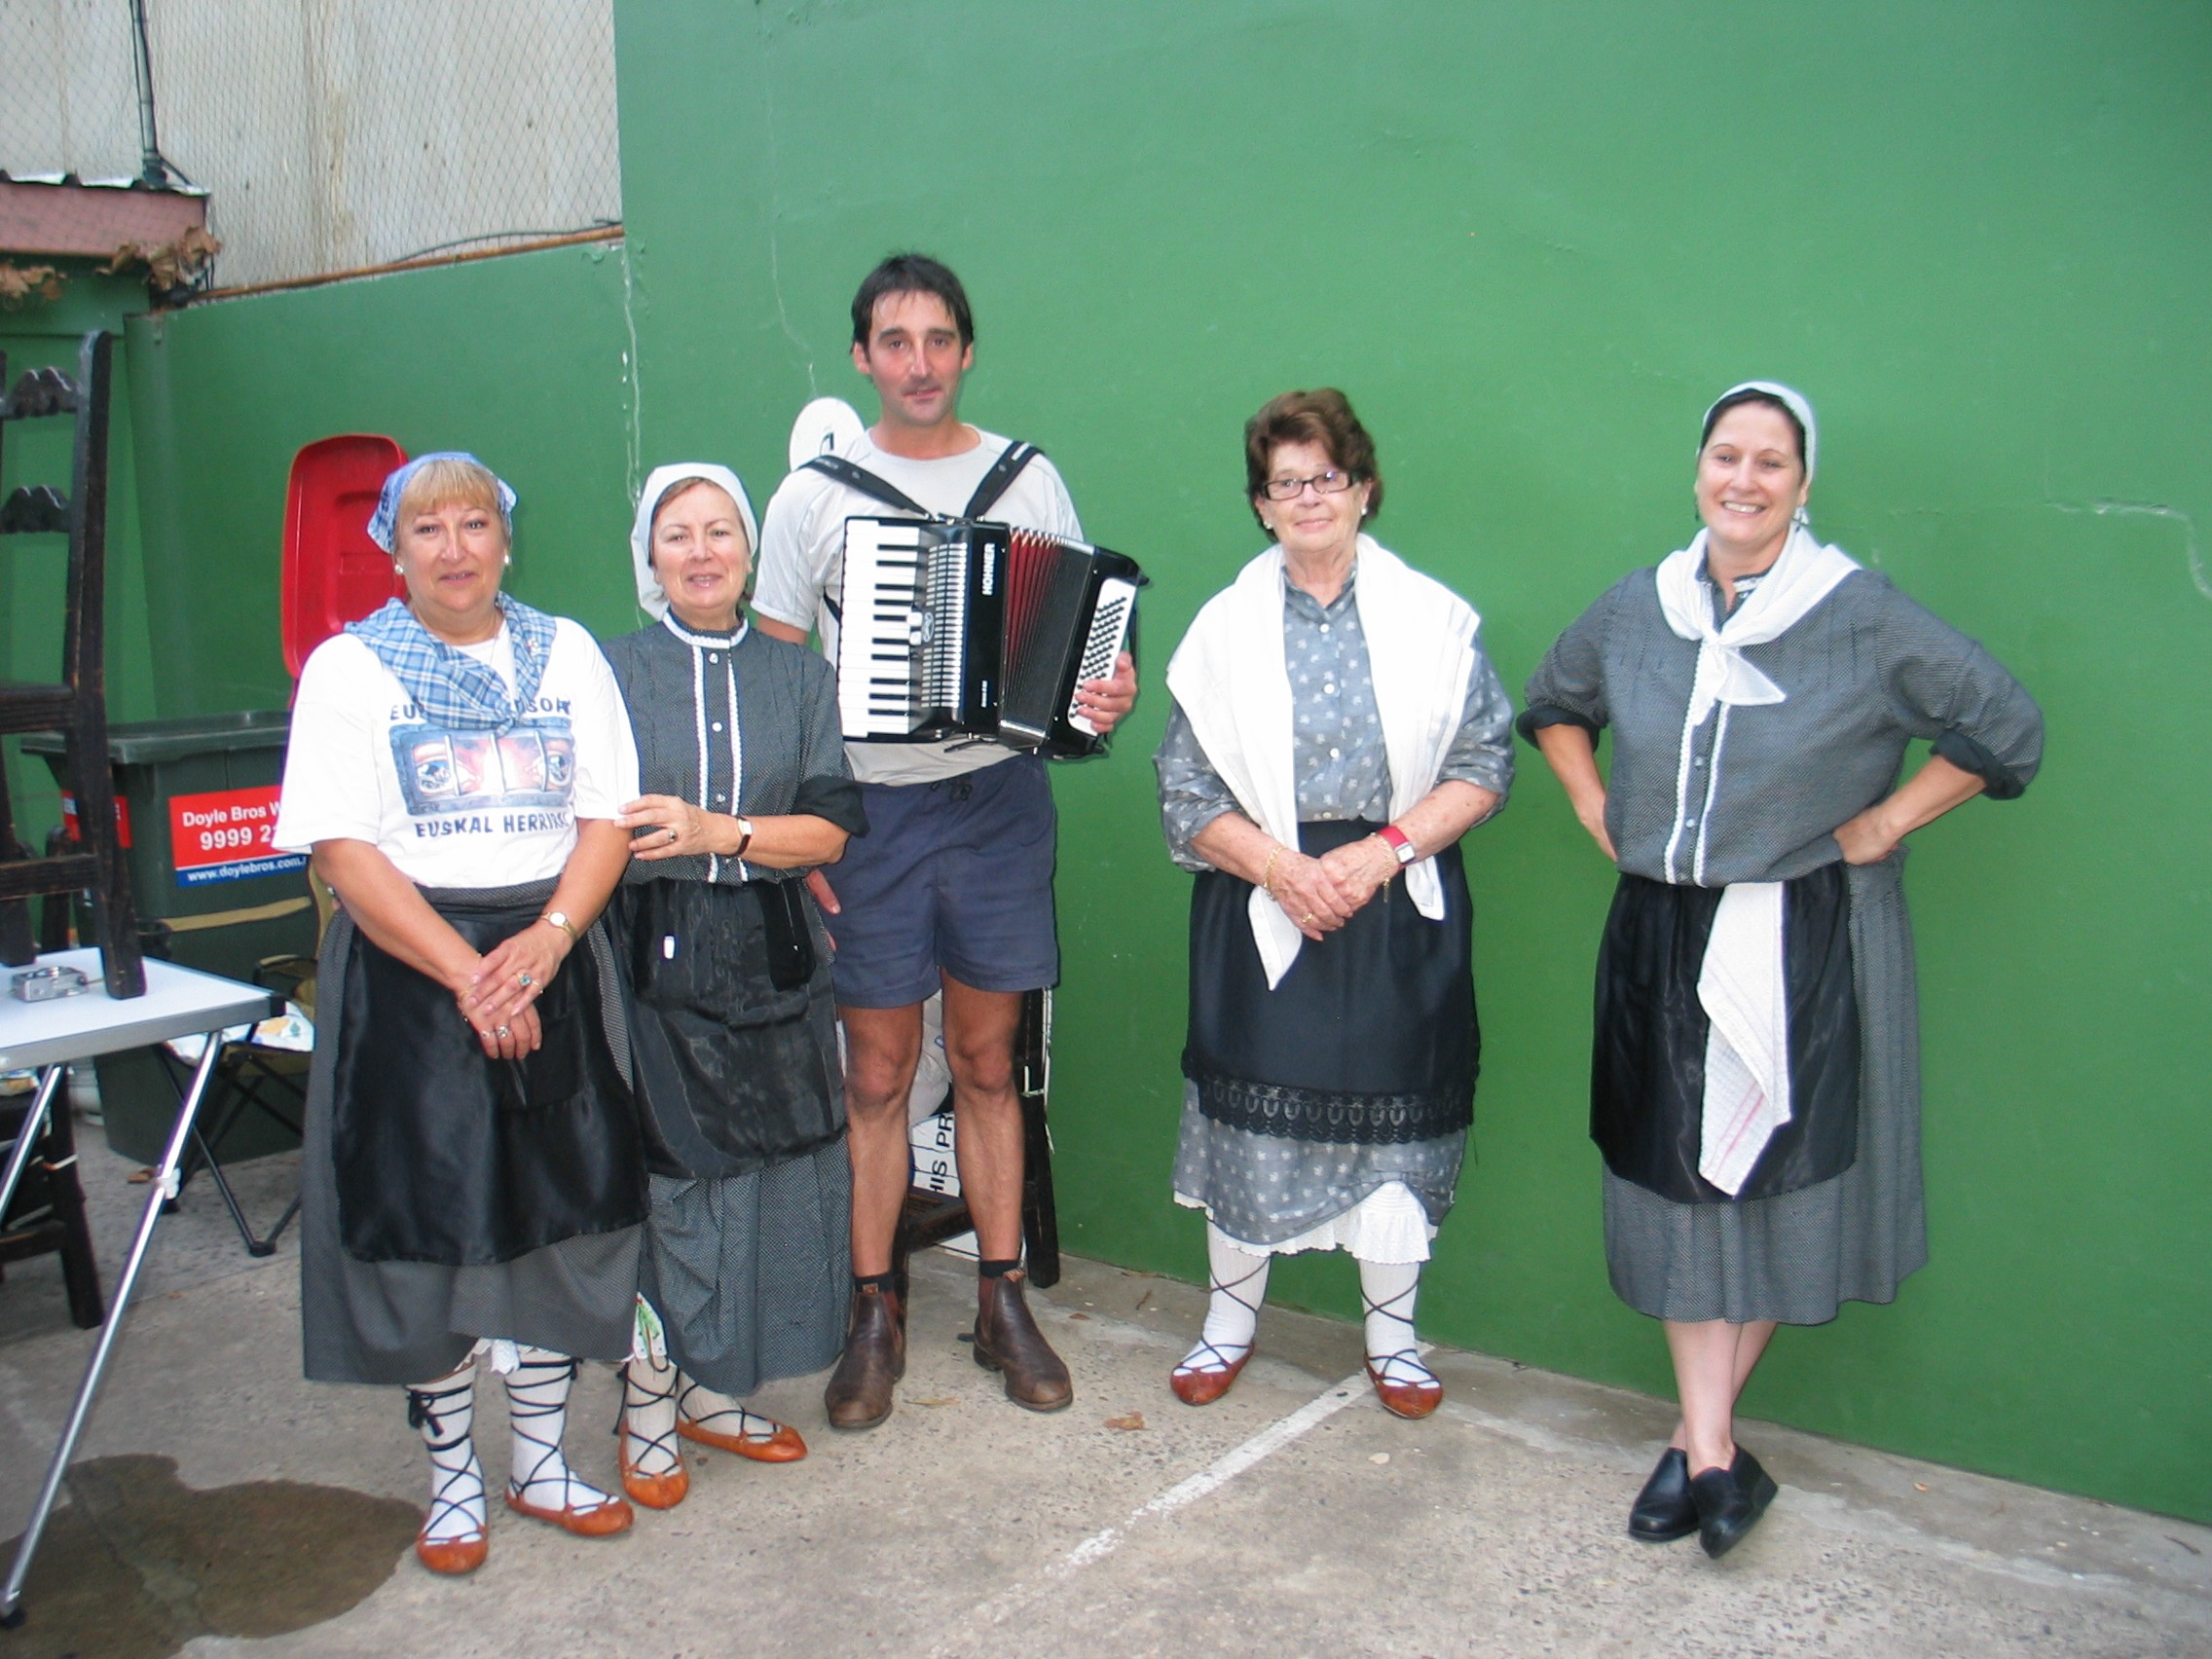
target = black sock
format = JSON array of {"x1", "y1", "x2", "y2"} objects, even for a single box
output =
[
  {"x1": 854, "y1": 1271, "x2": 896, "y2": 1295},
  {"x1": 977, "y1": 1257, "x2": 1022, "y2": 1280}
]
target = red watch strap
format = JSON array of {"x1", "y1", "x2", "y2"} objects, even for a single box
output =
[{"x1": 1376, "y1": 824, "x2": 1415, "y2": 863}]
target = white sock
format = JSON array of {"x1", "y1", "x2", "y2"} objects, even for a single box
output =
[
  {"x1": 407, "y1": 1358, "x2": 486, "y2": 1544},
  {"x1": 505, "y1": 1346, "x2": 618, "y2": 1513},
  {"x1": 1177, "y1": 1224, "x2": 1272, "y2": 1376},
  {"x1": 1358, "y1": 1257, "x2": 1436, "y2": 1387},
  {"x1": 620, "y1": 1353, "x2": 682, "y2": 1478},
  {"x1": 677, "y1": 1374, "x2": 786, "y2": 1442}
]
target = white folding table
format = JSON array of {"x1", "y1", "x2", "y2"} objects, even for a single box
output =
[{"x1": 0, "y1": 947, "x2": 275, "y2": 1628}]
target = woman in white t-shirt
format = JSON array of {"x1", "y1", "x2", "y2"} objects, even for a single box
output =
[{"x1": 274, "y1": 453, "x2": 645, "y2": 1576}]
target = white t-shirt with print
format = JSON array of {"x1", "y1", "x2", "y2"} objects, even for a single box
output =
[
  {"x1": 273, "y1": 618, "x2": 641, "y2": 888},
  {"x1": 752, "y1": 427, "x2": 1084, "y2": 788}
]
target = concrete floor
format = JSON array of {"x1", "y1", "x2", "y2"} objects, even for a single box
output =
[{"x1": 2, "y1": 1130, "x2": 2209, "y2": 1657}]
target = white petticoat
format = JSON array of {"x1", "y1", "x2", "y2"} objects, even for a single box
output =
[{"x1": 1175, "y1": 1178, "x2": 1438, "y2": 1265}]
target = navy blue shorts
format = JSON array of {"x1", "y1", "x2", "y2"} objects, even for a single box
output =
[{"x1": 828, "y1": 754, "x2": 1059, "y2": 1009}]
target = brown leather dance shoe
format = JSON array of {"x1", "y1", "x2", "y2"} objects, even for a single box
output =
[
  {"x1": 973, "y1": 1270, "x2": 1074, "y2": 1412},
  {"x1": 503, "y1": 1485, "x2": 635, "y2": 1537},
  {"x1": 1169, "y1": 1343, "x2": 1254, "y2": 1408},
  {"x1": 679, "y1": 1414, "x2": 808, "y2": 1462},
  {"x1": 413, "y1": 1525, "x2": 488, "y2": 1576},
  {"x1": 1365, "y1": 1359, "x2": 1444, "y2": 1420},
  {"x1": 617, "y1": 1440, "x2": 690, "y2": 1510},
  {"x1": 825, "y1": 1283, "x2": 905, "y2": 1431}
]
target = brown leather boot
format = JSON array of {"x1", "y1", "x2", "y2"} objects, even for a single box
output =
[
  {"x1": 973, "y1": 1271, "x2": 1073, "y2": 1412},
  {"x1": 824, "y1": 1284, "x2": 904, "y2": 1431}
]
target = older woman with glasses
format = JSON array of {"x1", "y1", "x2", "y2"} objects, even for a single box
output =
[
  {"x1": 274, "y1": 453, "x2": 645, "y2": 1575},
  {"x1": 1522, "y1": 383, "x2": 2042, "y2": 1557},
  {"x1": 1155, "y1": 388, "x2": 1513, "y2": 1419}
]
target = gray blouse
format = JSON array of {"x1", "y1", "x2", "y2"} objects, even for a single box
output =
[
  {"x1": 1519, "y1": 563, "x2": 2044, "y2": 887},
  {"x1": 1156, "y1": 566, "x2": 1516, "y2": 871},
  {"x1": 602, "y1": 617, "x2": 866, "y2": 887}
]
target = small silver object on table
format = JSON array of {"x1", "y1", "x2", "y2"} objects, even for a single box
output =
[
  {"x1": 10, "y1": 965, "x2": 92, "y2": 1004},
  {"x1": 0, "y1": 947, "x2": 276, "y2": 1630}
]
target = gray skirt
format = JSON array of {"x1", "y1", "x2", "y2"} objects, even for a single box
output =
[
  {"x1": 1603, "y1": 855, "x2": 1928, "y2": 1326},
  {"x1": 301, "y1": 888, "x2": 642, "y2": 1386},
  {"x1": 642, "y1": 1145, "x2": 851, "y2": 1396}
]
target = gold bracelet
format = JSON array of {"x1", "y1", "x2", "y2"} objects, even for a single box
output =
[{"x1": 1260, "y1": 844, "x2": 1284, "y2": 899}]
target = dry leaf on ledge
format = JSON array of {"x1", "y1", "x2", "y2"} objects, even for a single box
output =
[{"x1": 1104, "y1": 1412, "x2": 1147, "y2": 1431}]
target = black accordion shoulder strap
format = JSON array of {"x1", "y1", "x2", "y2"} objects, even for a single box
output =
[
  {"x1": 797, "y1": 439, "x2": 1044, "y2": 523},
  {"x1": 799, "y1": 454, "x2": 931, "y2": 517},
  {"x1": 962, "y1": 441, "x2": 1042, "y2": 519}
]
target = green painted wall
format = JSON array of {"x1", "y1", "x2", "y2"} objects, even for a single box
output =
[
  {"x1": 1, "y1": 267, "x2": 160, "y2": 846},
  {"x1": 123, "y1": 240, "x2": 642, "y2": 721},
  {"x1": 613, "y1": 0, "x2": 2211, "y2": 1519}
]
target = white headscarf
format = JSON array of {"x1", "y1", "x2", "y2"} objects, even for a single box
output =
[{"x1": 630, "y1": 462, "x2": 760, "y2": 620}]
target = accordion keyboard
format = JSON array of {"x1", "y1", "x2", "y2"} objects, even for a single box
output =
[
  {"x1": 839, "y1": 519, "x2": 947, "y2": 736},
  {"x1": 1066, "y1": 576, "x2": 1138, "y2": 736}
]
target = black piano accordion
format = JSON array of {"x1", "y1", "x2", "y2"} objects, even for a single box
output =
[{"x1": 836, "y1": 515, "x2": 1143, "y2": 756}]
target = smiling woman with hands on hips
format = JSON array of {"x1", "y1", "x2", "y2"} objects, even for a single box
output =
[
  {"x1": 1520, "y1": 384, "x2": 2044, "y2": 1559},
  {"x1": 273, "y1": 453, "x2": 647, "y2": 1577},
  {"x1": 1156, "y1": 388, "x2": 1513, "y2": 1421}
]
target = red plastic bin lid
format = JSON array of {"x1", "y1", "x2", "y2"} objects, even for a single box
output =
[{"x1": 281, "y1": 434, "x2": 408, "y2": 678}]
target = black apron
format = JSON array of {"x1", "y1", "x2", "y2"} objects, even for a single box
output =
[
  {"x1": 1183, "y1": 820, "x2": 1478, "y2": 1145},
  {"x1": 1591, "y1": 866, "x2": 1860, "y2": 1203},
  {"x1": 616, "y1": 876, "x2": 845, "y2": 1182},
  {"x1": 330, "y1": 890, "x2": 645, "y2": 1265}
]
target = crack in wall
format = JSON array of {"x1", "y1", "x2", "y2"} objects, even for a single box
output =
[
  {"x1": 619, "y1": 240, "x2": 642, "y2": 510},
  {"x1": 2053, "y1": 498, "x2": 2208, "y2": 599},
  {"x1": 758, "y1": 74, "x2": 816, "y2": 395}
]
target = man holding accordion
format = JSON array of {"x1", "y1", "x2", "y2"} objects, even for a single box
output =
[{"x1": 754, "y1": 253, "x2": 1138, "y2": 1429}]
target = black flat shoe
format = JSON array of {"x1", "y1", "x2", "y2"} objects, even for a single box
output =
[
  {"x1": 1628, "y1": 1447, "x2": 1698, "y2": 1543},
  {"x1": 1688, "y1": 1447, "x2": 1778, "y2": 1560}
]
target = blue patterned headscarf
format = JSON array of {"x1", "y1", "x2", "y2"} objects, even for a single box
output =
[
  {"x1": 350, "y1": 454, "x2": 552, "y2": 731},
  {"x1": 365, "y1": 451, "x2": 517, "y2": 553}
]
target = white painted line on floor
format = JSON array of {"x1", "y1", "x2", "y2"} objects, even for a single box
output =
[
  {"x1": 1051, "y1": 1368, "x2": 1370, "y2": 1574},
  {"x1": 936, "y1": 1366, "x2": 1381, "y2": 1654}
]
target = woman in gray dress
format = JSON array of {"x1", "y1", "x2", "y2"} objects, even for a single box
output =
[
  {"x1": 1157, "y1": 388, "x2": 1513, "y2": 1419},
  {"x1": 604, "y1": 462, "x2": 865, "y2": 1509},
  {"x1": 1522, "y1": 382, "x2": 2043, "y2": 1557}
]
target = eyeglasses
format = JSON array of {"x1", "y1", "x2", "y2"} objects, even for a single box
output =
[{"x1": 1260, "y1": 468, "x2": 1358, "y2": 501}]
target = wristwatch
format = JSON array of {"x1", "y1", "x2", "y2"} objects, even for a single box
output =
[
  {"x1": 1375, "y1": 825, "x2": 1419, "y2": 866},
  {"x1": 539, "y1": 910, "x2": 578, "y2": 942}
]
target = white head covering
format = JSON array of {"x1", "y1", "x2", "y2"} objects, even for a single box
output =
[
  {"x1": 630, "y1": 462, "x2": 760, "y2": 620},
  {"x1": 1703, "y1": 381, "x2": 1817, "y2": 526}
]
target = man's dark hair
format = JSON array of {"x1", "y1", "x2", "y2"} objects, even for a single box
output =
[{"x1": 851, "y1": 253, "x2": 975, "y2": 350}]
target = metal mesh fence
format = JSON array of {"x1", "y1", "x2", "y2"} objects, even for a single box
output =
[{"x1": 1, "y1": 1, "x2": 620, "y2": 291}]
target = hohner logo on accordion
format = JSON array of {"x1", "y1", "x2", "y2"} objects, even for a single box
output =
[{"x1": 836, "y1": 516, "x2": 1143, "y2": 756}]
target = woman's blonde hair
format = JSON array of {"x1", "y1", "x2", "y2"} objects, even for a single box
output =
[{"x1": 394, "y1": 455, "x2": 506, "y2": 539}]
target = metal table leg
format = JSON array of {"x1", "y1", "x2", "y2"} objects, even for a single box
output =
[
  {"x1": 0, "y1": 1037, "x2": 223, "y2": 1629},
  {"x1": 0, "y1": 1064, "x2": 64, "y2": 1221}
]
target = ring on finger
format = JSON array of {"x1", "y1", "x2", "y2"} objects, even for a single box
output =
[
  {"x1": 517, "y1": 972, "x2": 533, "y2": 989},
  {"x1": 497, "y1": 1025, "x2": 511, "y2": 1039},
  {"x1": 1301, "y1": 911, "x2": 1317, "y2": 926}
]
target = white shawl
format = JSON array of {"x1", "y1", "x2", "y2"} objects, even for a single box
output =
[
  {"x1": 1653, "y1": 522, "x2": 1859, "y2": 1195},
  {"x1": 1164, "y1": 536, "x2": 1479, "y2": 989}
]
